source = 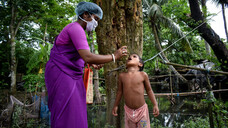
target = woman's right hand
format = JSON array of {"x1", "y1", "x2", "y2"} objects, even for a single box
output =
[
  {"x1": 92, "y1": 64, "x2": 104, "y2": 70},
  {"x1": 114, "y1": 46, "x2": 128, "y2": 60}
]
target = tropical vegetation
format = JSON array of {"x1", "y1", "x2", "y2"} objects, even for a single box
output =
[{"x1": 0, "y1": 0, "x2": 228, "y2": 127}]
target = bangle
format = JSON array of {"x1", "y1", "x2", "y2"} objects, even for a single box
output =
[{"x1": 111, "y1": 54, "x2": 115, "y2": 63}]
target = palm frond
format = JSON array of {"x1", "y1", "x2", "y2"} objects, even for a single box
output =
[
  {"x1": 211, "y1": 0, "x2": 228, "y2": 7},
  {"x1": 160, "y1": 16, "x2": 193, "y2": 53},
  {"x1": 148, "y1": 4, "x2": 163, "y2": 19},
  {"x1": 26, "y1": 51, "x2": 40, "y2": 73}
]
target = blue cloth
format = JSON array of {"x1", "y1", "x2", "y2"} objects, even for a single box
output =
[{"x1": 75, "y1": 2, "x2": 103, "y2": 19}]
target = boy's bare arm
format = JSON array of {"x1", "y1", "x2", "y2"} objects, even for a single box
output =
[
  {"x1": 143, "y1": 72, "x2": 159, "y2": 117},
  {"x1": 112, "y1": 74, "x2": 123, "y2": 116},
  {"x1": 143, "y1": 72, "x2": 157, "y2": 106}
]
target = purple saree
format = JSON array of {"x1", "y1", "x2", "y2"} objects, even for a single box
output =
[{"x1": 45, "y1": 37, "x2": 88, "y2": 128}]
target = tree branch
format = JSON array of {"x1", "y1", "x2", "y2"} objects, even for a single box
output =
[{"x1": 15, "y1": 14, "x2": 31, "y2": 36}]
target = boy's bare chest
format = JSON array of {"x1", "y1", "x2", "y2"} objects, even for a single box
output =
[{"x1": 122, "y1": 74, "x2": 144, "y2": 87}]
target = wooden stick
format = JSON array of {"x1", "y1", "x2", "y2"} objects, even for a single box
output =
[
  {"x1": 149, "y1": 74, "x2": 225, "y2": 79},
  {"x1": 152, "y1": 89, "x2": 228, "y2": 97},
  {"x1": 163, "y1": 62, "x2": 228, "y2": 75},
  {"x1": 101, "y1": 89, "x2": 228, "y2": 97}
]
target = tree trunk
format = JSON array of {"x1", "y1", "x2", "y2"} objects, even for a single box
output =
[
  {"x1": 93, "y1": 69, "x2": 101, "y2": 103},
  {"x1": 89, "y1": 32, "x2": 102, "y2": 104},
  {"x1": 201, "y1": 0, "x2": 211, "y2": 56},
  {"x1": 204, "y1": 40, "x2": 211, "y2": 56},
  {"x1": 10, "y1": 37, "x2": 17, "y2": 93},
  {"x1": 10, "y1": 5, "x2": 17, "y2": 93},
  {"x1": 9, "y1": 2, "x2": 28, "y2": 93},
  {"x1": 150, "y1": 20, "x2": 187, "y2": 83},
  {"x1": 221, "y1": 3, "x2": 228, "y2": 42},
  {"x1": 188, "y1": 0, "x2": 228, "y2": 71},
  {"x1": 94, "y1": 0, "x2": 143, "y2": 127}
]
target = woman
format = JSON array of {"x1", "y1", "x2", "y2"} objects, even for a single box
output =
[{"x1": 45, "y1": 2, "x2": 128, "y2": 128}]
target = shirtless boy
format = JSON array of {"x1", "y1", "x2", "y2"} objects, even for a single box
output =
[{"x1": 112, "y1": 53, "x2": 159, "y2": 128}]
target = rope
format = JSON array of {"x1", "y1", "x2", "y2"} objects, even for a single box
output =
[
  {"x1": 107, "y1": 9, "x2": 222, "y2": 74},
  {"x1": 144, "y1": 11, "x2": 222, "y2": 63}
]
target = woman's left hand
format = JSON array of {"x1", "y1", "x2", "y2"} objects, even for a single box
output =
[{"x1": 92, "y1": 64, "x2": 104, "y2": 70}]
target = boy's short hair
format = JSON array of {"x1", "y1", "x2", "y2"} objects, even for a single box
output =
[
  {"x1": 138, "y1": 55, "x2": 144, "y2": 71},
  {"x1": 132, "y1": 53, "x2": 144, "y2": 71}
]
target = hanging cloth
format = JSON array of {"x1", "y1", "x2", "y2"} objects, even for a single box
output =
[{"x1": 83, "y1": 64, "x2": 94, "y2": 104}]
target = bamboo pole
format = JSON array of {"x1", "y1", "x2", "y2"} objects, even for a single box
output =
[
  {"x1": 97, "y1": 74, "x2": 225, "y2": 81},
  {"x1": 153, "y1": 89, "x2": 228, "y2": 97},
  {"x1": 100, "y1": 89, "x2": 228, "y2": 97},
  {"x1": 149, "y1": 74, "x2": 225, "y2": 79},
  {"x1": 169, "y1": 70, "x2": 174, "y2": 103},
  {"x1": 163, "y1": 62, "x2": 228, "y2": 75},
  {"x1": 206, "y1": 73, "x2": 215, "y2": 128}
]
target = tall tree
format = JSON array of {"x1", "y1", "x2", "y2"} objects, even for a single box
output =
[
  {"x1": 144, "y1": 0, "x2": 193, "y2": 82},
  {"x1": 93, "y1": 0, "x2": 143, "y2": 127},
  {"x1": 89, "y1": 32, "x2": 102, "y2": 103},
  {"x1": 0, "y1": 0, "x2": 76, "y2": 92},
  {"x1": 6, "y1": 0, "x2": 44, "y2": 93},
  {"x1": 201, "y1": 0, "x2": 211, "y2": 56},
  {"x1": 188, "y1": 0, "x2": 228, "y2": 71}
]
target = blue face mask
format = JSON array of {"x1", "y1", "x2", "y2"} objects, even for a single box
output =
[{"x1": 79, "y1": 15, "x2": 98, "y2": 32}]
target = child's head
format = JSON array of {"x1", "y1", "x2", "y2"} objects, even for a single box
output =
[{"x1": 126, "y1": 53, "x2": 144, "y2": 71}]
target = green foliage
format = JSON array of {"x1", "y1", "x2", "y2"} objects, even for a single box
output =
[
  {"x1": 87, "y1": 105, "x2": 107, "y2": 128},
  {"x1": 26, "y1": 38, "x2": 53, "y2": 74},
  {"x1": 143, "y1": 21, "x2": 164, "y2": 75},
  {"x1": 0, "y1": 0, "x2": 78, "y2": 44},
  {"x1": 182, "y1": 117, "x2": 210, "y2": 128},
  {"x1": 0, "y1": 43, "x2": 10, "y2": 88},
  {"x1": 22, "y1": 74, "x2": 45, "y2": 92},
  {"x1": 142, "y1": 0, "x2": 225, "y2": 76},
  {"x1": 12, "y1": 105, "x2": 49, "y2": 128},
  {"x1": 150, "y1": 118, "x2": 168, "y2": 128},
  {"x1": 0, "y1": 40, "x2": 37, "y2": 88},
  {"x1": 32, "y1": 0, "x2": 77, "y2": 42},
  {"x1": 162, "y1": 0, "x2": 190, "y2": 23},
  {"x1": 146, "y1": 97, "x2": 170, "y2": 112},
  {"x1": 145, "y1": 0, "x2": 193, "y2": 52},
  {"x1": 0, "y1": 0, "x2": 80, "y2": 89},
  {"x1": 15, "y1": 38, "x2": 52, "y2": 92},
  {"x1": 212, "y1": 100, "x2": 228, "y2": 127},
  {"x1": 12, "y1": 105, "x2": 24, "y2": 128},
  {"x1": 104, "y1": 124, "x2": 115, "y2": 128},
  {"x1": 16, "y1": 41, "x2": 36, "y2": 74},
  {"x1": 202, "y1": 96, "x2": 228, "y2": 128},
  {"x1": 142, "y1": 0, "x2": 197, "y2": 75}
]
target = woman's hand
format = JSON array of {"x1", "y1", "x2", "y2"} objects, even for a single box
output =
[
  {"x1": 114, "y1": 46, "x2": 128, "y2": 60},
  {"x1": 92, "y1": 64, "x2": 104, "y2": 70}
]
